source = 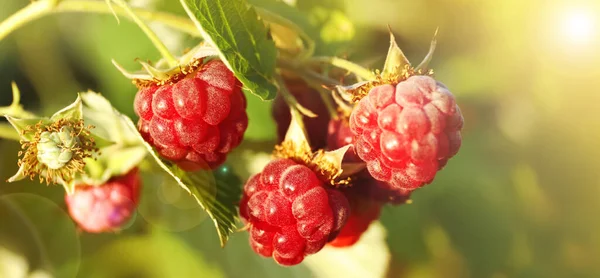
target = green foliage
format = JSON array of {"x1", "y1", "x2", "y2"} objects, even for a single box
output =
[
  {"x1": 181, "y1": 0, "x2": 278, "y2": 100},
  {"x1": 244, "y1": 91, "x2": 277, "y2": 141},
  {"x1": 76, "y1": 231, "x2": 224, "y2": 278},
  {"x1": 249, "y1": 0, "x2": 355, "y2": 56}
]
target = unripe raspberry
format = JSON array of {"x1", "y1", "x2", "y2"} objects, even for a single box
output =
[
  {"x1": 349, "y1": 75, "x2": 463, "y2": 190},
  {"x1": 135, "y1": 60, "x2": 248, "y2": 171},
  {"x1": 65, "y1": 168, "x2": 141, "y2": 233},
  {"x1": 272, "y1": 79, "x2": 330, "y2": 150},
  {"x1": 240, "y1": 158, "x2": 350, "y2": 266}
]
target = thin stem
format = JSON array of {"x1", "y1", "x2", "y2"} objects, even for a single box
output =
[
  {"x1": 274, "y1": 74, "x2": 317, "y2": 118},
  {"x1": 316, "y1": 87, "x2": 339, "y2": 119},
  {"x1": 310, "y1": 56, "x2": 376, "y2": 80},
  {"x1": 0, "y1": 0, "x2": 56, "y2": 42},
  {"x1": 112, "y1": 0, "x2": 177, "y2": 67},
  {"x1": 0, "y1": 0, "x2": 199, "y2": 43}
]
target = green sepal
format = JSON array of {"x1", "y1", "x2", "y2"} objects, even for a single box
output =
[
  {"x1": 64, "y1": 91, "x2": 148, "y2": 189},
  {"x1": 381, "y1": 31, "x2": 411, "y2": 78},
  {"x1": 6, "y1": 164, "x2": 29, "y2": 183},
  {"x1": 4, "y1": 116, "x2": 48, "y2": 142},
  {"x1": 50, "y1": 94, "x2": 83, "y2": 122},
  {"x1": 415, "y1": 29, "x2": 439, "y2": 71}
]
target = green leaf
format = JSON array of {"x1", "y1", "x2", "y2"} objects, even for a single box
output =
[
  {"x1": 122, "y1": 115, "x2": 242, "y2": 246},
  {"x1": 180, "y1": 0, "x2": 278, "y2": 100},
  {"x1": 80, "y1": 91, "x2": 140, "y2": 145}
]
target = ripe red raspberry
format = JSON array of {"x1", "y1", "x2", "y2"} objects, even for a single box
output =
[
  {"x1": 135, "y1": 60, "x2": 248, "y2": 171},
  {"x1": 328, "y1": 191, "x2": 381, "y2": 247},
  {"x1": 272, "y1": 79, "x2": 330, "y2": 150},
  {"x1": 349, "y1": 75, "x2": 463, "y2": 190},
  {"x1": 65, "y1": 168, "x2": 141, "y2": 233},
  {"x1": 328, "y1": 118, "x2": 412, "y2": 203},
  {"x1": 239, "y1": 158, "x2": 350, "y2": 266}
]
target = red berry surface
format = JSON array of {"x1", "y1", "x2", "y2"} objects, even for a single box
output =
[
  {"x1": 327, "y1": 117, "x2": 412, "y2": 203},
  {"x1": 327, "y1": 117, "x2": 360, "y2": 162},
  {"x1": 239, "y1": 158, "x2": 350, "y2": 266},
  {"x1": 135, "y1": 60, "x2": 248, "y2": 171},
  {"x1": 65, "y1": 168, "x2": 141, "y2": 233},
  {"x1": 328, "y1": 190, "x2": 381, "y2": 247},
  {"x1": 272, "y1": 79, "x2": 330, "y2": 150},
  {"x1": 349, "y1": 75, "x2": 463, "y2": 190}
]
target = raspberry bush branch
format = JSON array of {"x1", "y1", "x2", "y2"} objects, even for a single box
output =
[
  {"x1": 107, "y1": 0, "x2": 178, "y2": 68},
  {"x1": 0, "y1": 0, "x2": 465, "y2": 261},
  {"x1": 0, "y1": 0, "x2": 199, "y2": 42}
]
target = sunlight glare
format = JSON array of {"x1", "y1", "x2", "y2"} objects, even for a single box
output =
[{"x1": 561, "y1": 9, "x2": 596, "y2": 44}]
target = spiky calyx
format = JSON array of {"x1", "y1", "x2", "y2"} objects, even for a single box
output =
[{"x1": 272, "y1": 78, "x2": 331, "y2": 151}]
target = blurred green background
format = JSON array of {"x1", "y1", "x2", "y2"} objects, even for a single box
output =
[{"x1": 1, "y1": 0, "x2": 600, "y2": 277}]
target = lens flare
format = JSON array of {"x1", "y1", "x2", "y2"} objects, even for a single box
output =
[{"x1": 561, "y1": 9, "x2": 596, "y2": 44}]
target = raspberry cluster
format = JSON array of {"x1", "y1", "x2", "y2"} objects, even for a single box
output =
[
  {"x1": 239, "y1": 158, "x2": 349, "y2": 265},
  {"x1": 350, "y1": 75, "x2": 463, "y2": 191},
  {"x1": 65, "y1": 168, "x2": 141, "y2": 233},
  {"x1": 135, "y1": 60, "x2": 248, "y2": 171}
]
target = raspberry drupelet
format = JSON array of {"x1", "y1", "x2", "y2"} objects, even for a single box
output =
[
  {"x1": 327, "y1": 117, "x2": 412, "y2": 204},
  {"x1": 239, "y1": 158, "x2": 350, "y2": 266},
  {"x1": 327, "y1": 190, "x2": 381, "y2": 247},
  {"x1": 65, "y1": 168, "x2": 141, "y2": 233},
  {"x1": 349, "y1": 75, "x2": 463, "y2": 191},
  {"x1": 135, "y1": 60, "x2": 248, "y2": 171}
]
